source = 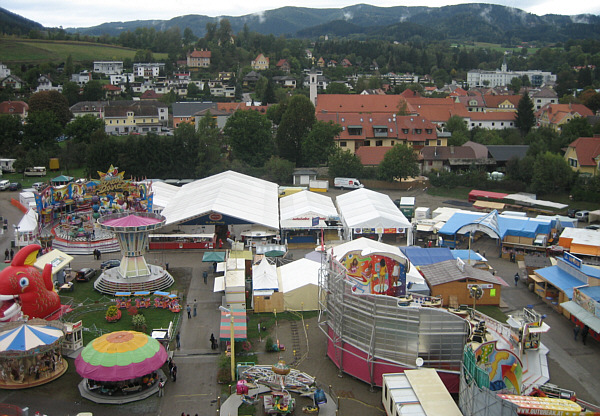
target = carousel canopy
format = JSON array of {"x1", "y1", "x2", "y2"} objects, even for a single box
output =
[
  {"x1": 0, "y1": 324, "x2": 63, "y2": 352},
  {"x1": 75, "y1": 330, "x2": 167, "y2": 382}
]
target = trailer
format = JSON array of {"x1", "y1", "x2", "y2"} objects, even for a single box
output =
[{"x1": 309, "y1": 180, "x2": 329, "y2": 192}]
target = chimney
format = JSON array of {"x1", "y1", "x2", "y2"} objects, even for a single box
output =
[{"x1": 450, "y1": 145, "x2": 455, "y2": 154}]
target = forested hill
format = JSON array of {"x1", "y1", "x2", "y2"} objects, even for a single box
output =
[{"x1": 2, "y1": 3, "x2": 600, "y2": 43}]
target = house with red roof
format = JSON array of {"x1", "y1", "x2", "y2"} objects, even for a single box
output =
[
  {"x1": 419, "y1": 146, "x2": 489, "y2": 174},
  {"x1": 251, "y1": 54, "x2": 270, "y2": 71},
  {"x1": 187, "y1": 49, "x2": 211, "y2": 69},
  {"x1": 315, "y1": 94, "x2": 416, "y2": 115},
  {"x1": 0, "y1": 101, "x2": 28, "y2": 119},
  {"x1": 536, "y1": 103, "x2": 594, "y2": 131},
  {"x1": 276, "y1": 59, "x2": 291, "y2": 73},
  {"x1": 102, "y1": 83, "x2": 122, "y2": 98},
  {"x1": 403, "y1": 97, "x2": 470, "y2": 129},
  {"x1": 482, "y1": 95, "x2": 521, "y2": 112},
  {"x1": 564, "y1": 136, "x2": 600, "y2": 176},
  {"x1": 341, "y1": 58, "x2": 352, "y2": 67},
  {"x1": 468, "y1": 111, "x2": 516, "y2": 130}
]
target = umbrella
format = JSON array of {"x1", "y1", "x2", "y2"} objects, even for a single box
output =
[
  {"x1": 0, "y1": 324, "x2": 63, "y2": 352},
  {"x1": 75, "y1": 331, "x2": 167, "y2": 382}
]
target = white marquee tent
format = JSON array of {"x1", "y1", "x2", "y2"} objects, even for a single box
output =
[
  {"x1": 160, "y1": 171, "x2": 280, "y2": 230},
  {"x1": 279, "y1": 190, "x2": 339, "y2": 229},
  {"x1": 336, "y1": 188, "x2": 411, "y2": 240},
  {"x1": 253, "y1": 257, "x2": 279, "y2": 295},
  {"x1": 278, "y1": 258, "x2": 322, "y2": 311}
]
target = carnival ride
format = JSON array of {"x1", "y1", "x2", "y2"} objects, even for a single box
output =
[
  {"x1": 0, "y1": 319, "x2": 67, "y2": 389},
  {"x1": 114, "y1": 291, "x2": 181, "y2": 313}
]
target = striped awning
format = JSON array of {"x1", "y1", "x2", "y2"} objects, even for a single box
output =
[{"x1": 219, "y1": 308, "x2": 247, "y2": 341}]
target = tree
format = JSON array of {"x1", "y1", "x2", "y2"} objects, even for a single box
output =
[
  {"x1": 276, "y1": 95, "x2": 316, "y2": 165},
  {"x1": 263, "y1": 156, "x2": 295, "y2": 184},
  {"x1": 514, "y1": 93, "x2": 535, "y2": 135},
  {"x1": 0, "y1": 115, "x2": 23, "y2": 154},
  {"x1": 560, "y1": 117, "x2": 593, "y2": 145},
  {"x1": 377, "y1": 144, "x2": 419, "y2": 182},
  {"x1": 196, "y1": 112, "x2": 226, "y2": 177},
  {"x1": 22, "y1": 111, "x2": 62, "y2": 151},
  {"x1": 328, "y1": 148, "x2": 363, "y2": 179},
  {"x1": 62, "y1": 81, "x2": 81, "y2": 106},
  {"x1": 82, "y1": 80, "x2": 104, "y2": 101},
  {"x1": 224, "y1": 110, "x2": 274, "y2": 167},
  {"x1": 446, "y1": 115, "x2": 469, "y2": 146},
  {"x1": 531, "y1": 152, "x2": 573, "y2": 194},
  {"x1": 262, "y1": 78, "x2": 276, "y2": 105},
  {"x1": 326, "y1": 82, "x2": 349, "y2": 94},
  {"x1": 187, "y1": 82, "x2": 200, "y2": 98},
  {"x1": 182, "y1": 27, "x2": 197, "y2": 45},
  {"x1": 301, "y1": 121, "x2": 341, "y2": 167},
  {"x1": 28, "y1": 91, "x2": 72, "y2": 127},
  {"x1": 508, "y1": 76, "x2": 522, "y2": 94},
  {"x1": 64, "y1": 115, "x2": 105, "y2": 144}
]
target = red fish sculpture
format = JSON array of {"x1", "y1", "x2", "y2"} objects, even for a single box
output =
[{"x1": 0, "y1": 244, "x2": 61, "y2": 321}]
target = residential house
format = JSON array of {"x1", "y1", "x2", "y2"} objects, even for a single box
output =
[
  {"x1": 217, "y1": 102, "x2": 270, "y2": 115},
  {"x1": 218, "y1": 72, "x2": 234, "y2": 82},
  {"x1": 0, "y1": 62, "x2": 10, "y2": 79},
  {"x1": 564, "y1": 136, "x2": 600, "y2": 176},
  {"x1": 140, "y1": 90, "x2": 162, "y2": 100},
  {"x1": 468, "y1": 111, "x2": 516, "y2": 130},
  {"x1": 276, "y1": 59, "x2": 291, "y2": 73},
  {"x1": 0, "y1": 101, "x2": 28, "y2": 119},
  {"x1": 194, "y1": 108, "x2": 230, "y2": 130},
  {"x1": 210, "y1": 85, "x2": 236, "y2": 98},
  {"x1": 174, "y1": 72, "x2": 192, "y2": 81},
  {"x1": 385, "y1": 72, "x2": 419, "y2": 85},
  {"x1": 536, "y1": 103, "x2": 595, "y2": 131},
  {"x1": 110, "y1": 73, "x2": 135, "y2": 86},
  {"x1": 243, "y1": 71, "x2": 261, "y2": 87},
  {"x1": 486, "y1": 145, "x2": 529, "y2": 171},
  {"x1": 187, "y1": 49, "x2": 211, "y2": 69},
  {"x1": 303, "y1": 74, "x2": 330, "y2": 90},
  {"x1": 419, "y1": 146, "x2": 489, "y2": 174},
  {"x1": 0, "y1": 75, "x2": 24, "y2": 90},
  {"x1": 36, "y1": 74, "x2": 62, "y2": 92},
  {"x1": 70, "y1": 101, "x2": 107, "y2": 118},
  {"x1": 71, "y1": 71, "x2": 92, "y2": 86},
  {"x1": 327, "y1": 60, "x2": 338, "y2": 68},
  {"x1": 103, "y1": 101, "x2": 167, "y2": 135},
  {"x1": 316, "y1": 57, "x2": 326, "y2": 68},
  {"x1": 531, "y1": 87, "x2": 558, "y2": 111},
  {"x1": 103, "y1": 83, "x2": 122, "y2": 98},
  {"x1": 273, "y1": 76, "x2": 296, "y2": 88},
  {"x1": 403, "y1": 96, "x2": 470, "y2": 129},
  {"x1": 370, "y1": 60, "x2": 379, "y2": 71},
  {"x1": 93, "y1": 61, "x2": 124, "y2": 75},
  {"x1": 316, "y1": 94, "x2": 415, "y2": 116},
  {"x1": 305, "y1": 50, "x2": 313, "y2": 60},
  {"x1": 172, "y1": 102, "x2": 217, "y2": 128},
  {"x1": 251, "y1": 54, "x2": 269, "y2": 71},
  {"x1": 360, "y1": 89, "x2": 386, "y2": 95},
  {"x1": 482, "y1": 95, "x2": 521, "y2": 112},
  {"x1": 341, "y1": 58, "x2": 352, "y2": 67},
  {"x1": 133, "y1": 63, "x2": 165, "y2": 79},
  {"x1": 454, "y1": 95, "x2": 486, "y2": 112}
]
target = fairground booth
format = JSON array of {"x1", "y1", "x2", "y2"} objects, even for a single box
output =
[
  {"x1": 279, "y1": 190, "x2": 341, "y2": 246},
  {"x1": 335, "y1": 189, "x2": 411, "y2": 244}
]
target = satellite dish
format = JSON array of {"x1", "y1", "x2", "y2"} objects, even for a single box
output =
[
  {"x1": 415, "y1": 357, "x2": 424, "y2": 368},
  {"x1": 469, "y1": 285, "x2": 484, "y2": 300}
]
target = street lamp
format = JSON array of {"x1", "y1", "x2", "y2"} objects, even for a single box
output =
[{"x1": 219, "y1": 306, "x2": 235, "y2": 382}]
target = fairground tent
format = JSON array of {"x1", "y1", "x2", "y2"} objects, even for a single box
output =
[
  {"x1": 279, "y1": 190, "x2": 339, "y2": 229},
  {"x1": 160, "y1": 171, "x2": 279, "y2": 230},
  {"x1": 278, "y1": 258, "x2": 322, "y2": 311},
  {"x1": 150, "y1": 181, "x2": 180, "y2": 213},
  {"x1": 335, "y1": 189, "x2": 411, "y2": 239},
  {"x1": 253, "y1": 258, "x2": 279, "y2": 295}
]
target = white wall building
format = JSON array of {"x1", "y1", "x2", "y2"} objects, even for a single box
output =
[
  {"x1": 0, "y1": 62, "x2": 11, "y2": 79},
  {"x1": 133, "y1": 63, "x2": 165, "y2": 79},
  {"x1": 467, "y1": 58, "x2": 556, "y2": 89},
  {"x1": 110, "y1": 73, "x2": 135, "y2": 85},
  {"x1": 93, "y1": 61, "x2": 124, "y2": 75}
]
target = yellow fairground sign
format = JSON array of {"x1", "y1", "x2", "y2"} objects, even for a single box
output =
[{"x1": 498, "y1": 394, "x2": 582, "y2": 416}]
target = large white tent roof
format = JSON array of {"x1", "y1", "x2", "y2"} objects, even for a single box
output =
[
  {"x1": 150, "y1": 181, "x2": 181, "y2": 210},
  {"x1": 560, "y1": 227, "x2": 600, "y2": 246},
  {"x1": 280, "y1": 190, "x2": 338, "y2": 228},
  {"x1": 160, "y1": 171, "x2": 280, "y2": 229},
  {"x1": 278, "y1": 258, "x2": 322, "y2": 293},
  {"x1": 336, "y1": 188, "x2": 411, "y2": 230}
]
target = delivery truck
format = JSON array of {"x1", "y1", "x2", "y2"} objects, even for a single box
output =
[{"x1": 334, "y1": 177, "x2": 364, "y2": 189}]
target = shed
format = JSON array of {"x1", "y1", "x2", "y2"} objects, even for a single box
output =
[
  {"x1": 252, "y1": 258, "x2": 282, "y2": 313},
  {"x1": 292, "y1": 169, "x2": 318, "y2": 186},
  {"x1": 278, "y1": 258, "x2": 322, "y2": 311},
  {"x1": 419, "y1": 259, "x2": 508, "y2": 306}
]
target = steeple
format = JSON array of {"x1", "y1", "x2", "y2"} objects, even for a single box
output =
[{"x1": 501, "y1": 54, "x2": 508, "y2": 72}]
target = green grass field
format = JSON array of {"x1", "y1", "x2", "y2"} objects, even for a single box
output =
[{"x1": 0, "y1": 37, "x2": 167, "y2": 64}]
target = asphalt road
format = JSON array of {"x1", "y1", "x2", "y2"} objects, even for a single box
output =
[{"x1": 0, "y1": 188, "x2": 598, "y2": 415}]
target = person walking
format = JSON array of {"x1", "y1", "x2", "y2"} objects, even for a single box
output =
[
  {"x1": 210, "y1": 333, "x2": 216, "y2": 350},
  {"x1": 171, "y1": 364, "x2": 177, "y2": 382},
  {"x1": 4, "y1": 248, "x2": 9, "y2": 261},
  {"x1": 187, "y1": 305, "x2": 191, "y2": 319},
  {"x1": 514, "y1": 273, "x2": 520, "y2": 286},
  {"x1": 203, "y1": 270, "x2": 208, "y2": 284},
  {"x1": 193, "y1": 300, "x2": 197, "y2": 317},
  {"x1": 581, "y1": 325, "x2": 589, "y2": 345},
  {"x1": 10, "y1": 249, "x2": 14, "y2": 260},
  {"x1": 175, "y1": 332, "x2": 181, "y2": 350},
  {"x1": 168, "y1": 357, "x2": 173, "y2": 374},
  {"x1": 573, "y1": 324, "x2": 580, "y2": 340},
  {"x1": 158, "y1": 378, "x2": 165, "y2": 397}
]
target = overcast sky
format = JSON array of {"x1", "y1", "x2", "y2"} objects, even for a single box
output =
[{"x1": 8, "y1": 0, "x2": 600, "y2": 29}]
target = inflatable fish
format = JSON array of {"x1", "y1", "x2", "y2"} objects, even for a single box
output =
[{"x1": 0, "y1": 244, "x2": 61, "y2": 321}]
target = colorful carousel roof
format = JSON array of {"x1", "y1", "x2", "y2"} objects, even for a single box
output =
[
  {"x1": 0, "y1": 323, "x2": 63, "y2": 352},
  {"x1": 75, "y1": 330, "x2": 167, "y2": 381}
]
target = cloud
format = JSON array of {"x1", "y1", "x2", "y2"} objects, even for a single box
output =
[
  {"x1": 343, "y1": 11, "x2": 353, "y2": 20},
  {"x1": 253, "y1": 10, "x2": 267, "y2": 24}
]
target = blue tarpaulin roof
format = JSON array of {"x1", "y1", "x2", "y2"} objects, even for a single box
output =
[
  {"x1": 536, "y1": 266, "x2": 586, "y2": 300},
  {"x1": 578, "y1": 285, "x2": 600, "y2": 302},
  {"x1": 400, "y1": 247, "x2": 454, "y2": 266},
  {"x1": 451, "y1": 250, "x2": 486, "y2": 262},
  {"x1": 439, "y1": 212, "x2": 553, "y2": 239}
]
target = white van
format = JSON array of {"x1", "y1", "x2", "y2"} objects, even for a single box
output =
[
  {"x1": 334, "y1": 177, "x2": 364, "y2": 189},
  {"x1": 0, "y1": 180, "x2": 10, "y2": 191},
  {"x1": 576, "y1": 210, "x2": 590, "y2": 222}
]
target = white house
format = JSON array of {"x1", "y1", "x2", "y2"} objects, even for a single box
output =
[
  {"x1": 133, "y1": 63, "x2": 165, "y2": 79},
  {"x1": 93, "y1": 61, "x2": 124, "y2": 75}
]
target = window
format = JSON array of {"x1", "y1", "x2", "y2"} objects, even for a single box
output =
[
  {"x1": 376, "y1": 140, "x2": 383, "y2": 146},
  {"x1": 415, "y1": 129, "x2": 422, "y2": 134},
  {"x1": 437, "y1": 139, "x2": 442, "y2": 146},
  {"x1": 348, "y1": 127, "x2": 362, "y2": 136},
  {"x1": 492, "y1": 123, "x2": 495, "y2": 126},
  {"x1": 364, "y1": 140, "x2": 371, "y2": 146},
  {"x1": 426, "y1": 129, "x2": 432, "y2": 134},
  {"x1": 402, "y1": 129, "x2": 409, "y2": 134},
  {"x1": 373, "y1": 126, "x2": 388, "y2": 137},
  {"x1": 391, "y1": 141, "x2": 395, "y2": 146},
  {"x1": 340, "y1": 141, "x2": 347, "y2": 147},
  {"x1": 569, "y1": 158, "x2": 578, "y2": 167}
]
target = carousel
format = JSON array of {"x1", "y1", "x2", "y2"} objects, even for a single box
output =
[
  {"x1": 75, "y1": 330, "x2": 168, "y2": 404},
  {"x1": 0, "y1": 319, "x2": 67, "y2": 389}
]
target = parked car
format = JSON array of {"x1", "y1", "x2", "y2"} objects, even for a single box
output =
[
  {"x1": 32, "y1": 182, "x2": 47, "y2": 192},
  {"x1": 567, "y1": 208, "x2": 580, "y2": 218},
  {"x1": 100, "y1": 259, "x2": 120, "y2": 270},
  {"x1": 8, "y1": 182, "x2": 22, "y2": 191},
  {"x1": 576, "y1": 210, "x2": 590, "y2": 222},
  {"x1": 585, "y1": 224, "x2": 600, "y2": 231},
  {"x1": 75, "y1": 268, "x2": 96, "y2": 282}
]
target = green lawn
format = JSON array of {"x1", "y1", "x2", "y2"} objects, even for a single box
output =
[
  {"x1": 2, "y1": 167, "x2": 87, "y2": 189},
  {"x1": 0, "y1": 37, "x2": 168, "y2": 64},
  {"x1": 60, "y1": 268, "x2": 187, "y2": 345},
  {"x1": 426, "y1": 186, "x2": 471, "y2": 200}
]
